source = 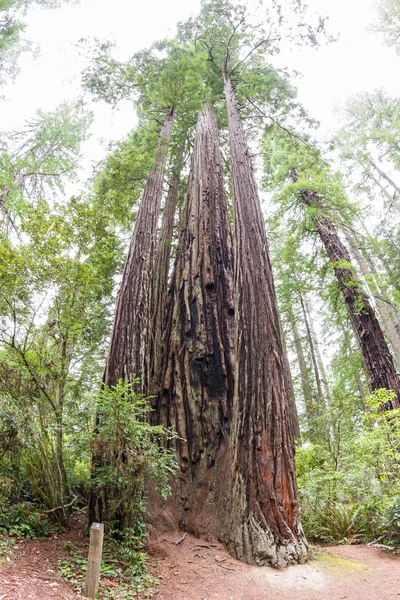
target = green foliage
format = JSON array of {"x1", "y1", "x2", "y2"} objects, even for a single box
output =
[
  {"x1": 0, "y1": 101, "x2": 92, "y2": 207},
  {"x1": 0, "y1": 503, "x2": 55, "y2": 538},
  {"x1": 0, "y1": 0, "x2": 80, "y2": 86},
  {"x1": 263, "y1": 125, "x2": 358, "y2": 229},
  {"x1": 90, "y1": 381, "x2": 178, "y2": 529},
  {"x1": 58, "y1": 535, "x2": 158, "y2": 598},
  {"x1": 0, "y1": 186, "x2": 123, "y2": 525},
  {"x1": 370, "y1": 0, "x2": 400, "y2": 55},
  {"x1": 297, "y1": 389, "x2": 400, "y2": 546},
  {"x1": 83, "y1": 37, "x2": 206, "y2": 119},
  {"x1": 93, "y1": 126, "x2": 157, "y2": 230}
]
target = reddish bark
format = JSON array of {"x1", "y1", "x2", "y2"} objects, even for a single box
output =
[
  {"x1": 156, "y1": 105, "x2": 235, "y2": 536},
  {"x1": 103, "y1": 108, "x2": 174, "y2": 393},
  {"x1": 87, "y1": 109, "x2": 174, "y2": 527},
  {"x1": 150, "y1": 147, "x2": 184, "y2": 394},
  {"x1": 299, "y1": 185, "x2": 400, "y2": 408},
  {"x1": 223, "y1": 73, "x2": 307, "y2": 567}
]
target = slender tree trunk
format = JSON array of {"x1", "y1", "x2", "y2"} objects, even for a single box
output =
[
  {"x1": 354, "y1": 366, "x2": 366, "y2": 407},
  {"x1": 345, "y1": 229, "x2": 400, "y2": 368},
  {"x1": 103, "y1": 108, "x2": 174, "y2": 393},
  {"x1": 281, "y1": 330, "x2": 301, "y2": 439},
  {"x1": 298, "y1": 294, "x2": 324, "y2": 404},
  {"x1": 156, "y1": 105, "x2": 235, "y2": 537},
  {"x1": 366, "y1": 169, "x2": 395, "y2": 203},
  {"x1": 358, "y1": 223, "x2": 394, "y2": 279},
  {"x1": 297, "y1": 184, "x2": 400, "y2": 408},
  {"x1": 150, "y1": 146, "x2": 184, "y2": 394},
  {"x1": 370, "y1": 160, "x2": 400, "y2": 197},
  {"x1": 303, "y1": 297, "x2": 332, "y2": 405},
  {"x1": 223, "y1": 73, "x2": 307, "y2": 567},
  {"x1": 87, "y1": 109, "x2": 174, "y2": 527},
  {"x1": 288, "y1": 307, "x2": 314, "y2": 428}
]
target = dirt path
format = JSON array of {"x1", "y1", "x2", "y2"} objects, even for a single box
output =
[
  {"x1": 150, "y1": 533, "x2": 400, "y2": 600},
  {"x1": 1, "y1": 525, "x2": 400, "y2": 599},
  {"x1": 0, "y1": 519, "x2": 84, "y2": 600}
]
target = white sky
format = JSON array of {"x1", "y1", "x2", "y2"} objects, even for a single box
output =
[{"x1": 1, "y1": 0, "x2": 399, "y2": 187}]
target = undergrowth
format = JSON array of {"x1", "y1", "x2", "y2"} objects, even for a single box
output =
[
  {"x1": 58, "y1": 528, "x2": 158, "y2": 599},
  {"x1": 297, "y1": 389, "x2": 400, "y2": 551}
]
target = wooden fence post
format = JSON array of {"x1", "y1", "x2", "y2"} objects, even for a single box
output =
[{"x1": 84, "y1": 522, "x2": 104, "y2": 599}]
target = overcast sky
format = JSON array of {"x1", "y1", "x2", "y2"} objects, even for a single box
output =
[{"x1": 1, "y1": 0, "x2": 399, "y2": 185}]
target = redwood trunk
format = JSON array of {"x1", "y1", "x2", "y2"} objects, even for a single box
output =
[
  {"x1": 150, "y1": 147, "x2": 184, "y2": 393},
  {"x1": 103, "y1": 108, "x2": 174, "y2": 392},
  {"x1": 87, "y1": 109, "x2": 174, "y2": 527},
  {"x1": 300, "y1": 187, "x2": 400, "y2": 408},
  {"x1": 156, "y1": 105, "x2": 235, "y2": 536},
  {"x1": 224, "y1": 73, "x2": 307, "y2": 567}
]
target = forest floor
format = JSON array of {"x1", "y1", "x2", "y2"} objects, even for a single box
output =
[{"x1": 0, "y1": 517, "x2": 400, "y2": 599}]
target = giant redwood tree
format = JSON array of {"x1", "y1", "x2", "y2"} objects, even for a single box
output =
[
  {"x1": 172, "y1": 0, "x2": 325, "y2": 565},
  {"x1": 103, "y1": 108, "x2": 174, "y2": 392},
  {"x1": 150, "y1": 144, "x2": 185, "y2": 392},
  {"x1": 87, "y1": 0, "x2": 327, "y2": 556},
  {"x1": 87, "y1": 109, "x2": 174, "y2": 526},
  {"x1": 156, "y1": 104, "x2": 235, "y2": 537},
  {"x1": 223, "y1": 71, "x2": 307, "y2": 567},
  {"x1": 264, "y1": 124, "x2": 400, "y2": 408}
]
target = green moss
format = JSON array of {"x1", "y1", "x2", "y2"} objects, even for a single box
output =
[{"x1": 314, "y1": 551, "x2": 367, "y2": 581}]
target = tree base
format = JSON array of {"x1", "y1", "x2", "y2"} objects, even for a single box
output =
[{"x1": 227, "y1": 515, "x2": 308, "y2": 567}]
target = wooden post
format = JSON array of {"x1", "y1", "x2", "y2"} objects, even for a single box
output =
[{"x1": 84, "y1": 522, "x2": 104, "y2": 599}]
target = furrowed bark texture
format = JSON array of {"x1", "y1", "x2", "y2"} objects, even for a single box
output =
[
  {"x1": 223, "y1": 73, "x2": 307, "y2": 567},
  {"x1": 87, "y1": 109, "x2": 174, "y2": 528},
  {"x1": 156, "y1": 105, "x2": 235, "y2": 537},
  {"x1": 150, "y1": 148, "x2": 184, "y2": 393},
  {"x1": 300, "y1": 188, "x2": 400, "y2": 408},
  {"x1": 104, "y1": 108, "x2": 174, "y2": 392}
]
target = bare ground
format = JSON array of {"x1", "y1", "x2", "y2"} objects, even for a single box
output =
[{"x1": 1, "y1": 520, "x2": 400, "y2": 599}]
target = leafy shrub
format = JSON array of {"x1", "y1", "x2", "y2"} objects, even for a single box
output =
[
  {"x1": 58, "y1": 534, "x2": 158, "y2": 599},
  {"x1": 0, "y1": 502, "x2": 55, "y2": 538},
  {"x1": 89, "y1": 379, "x2": 178, "y2": 529}
]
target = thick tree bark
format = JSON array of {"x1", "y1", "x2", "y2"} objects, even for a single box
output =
[
  {"x1": 345, "y1": 229, "x2": 400, "y2": 369},
  {"x1": 223, "y1": 73, "x2": 307, "y2": 567},
  {"x1": 103, "y1": 108, "x2": 174, "y2": 393},
  {"x1": 87, "y1": 109, "x2": 174, "y2": 527},
  {"x1": 150, "y1": 147, "x2": 184, "y2": 394},
  {"x1": 156, "y1": 105, "x2": 235, "y2": 537},
  {"x1": 298, "y1": 185, "x2": 400, "y2": 408}
]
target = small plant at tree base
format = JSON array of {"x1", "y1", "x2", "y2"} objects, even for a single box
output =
[
  {"x1": 89, "y1": 379, "x2": 178, "y2": 530},
  {"x1": 58, "y1": 537, "x2": 158, "y2": 599}
]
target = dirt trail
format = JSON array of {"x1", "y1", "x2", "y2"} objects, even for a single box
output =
[
  {"x1": 1, "y1": 524, "x2": 400, "y2": 599},
  {"x1": 151, "y1": 533, "x2": 400, "y2": 600}
]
